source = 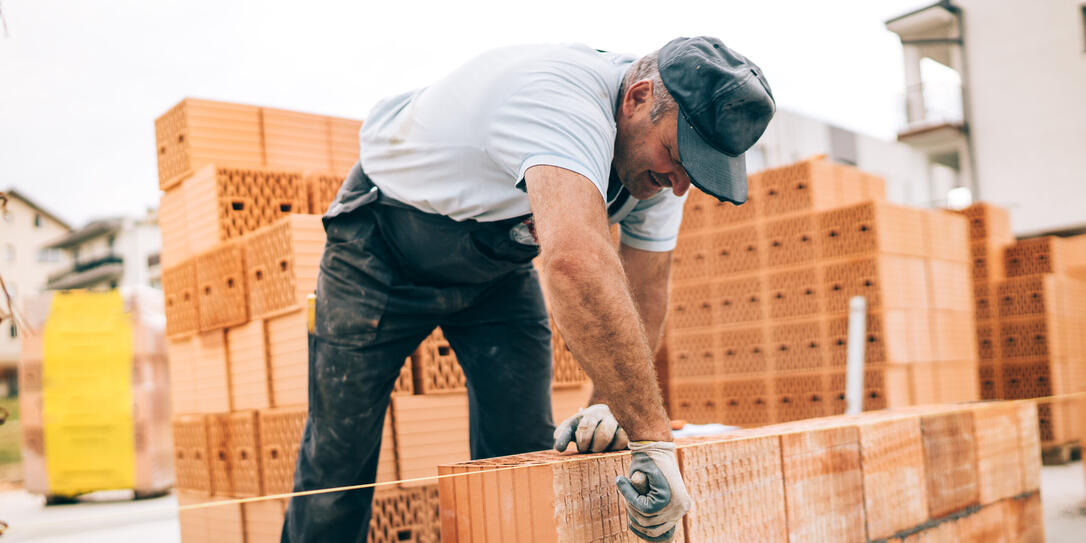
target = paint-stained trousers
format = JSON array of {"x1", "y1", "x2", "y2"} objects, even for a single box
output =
[{"x1": 281, "y1": 166, "x2": 556, "y2": 542}]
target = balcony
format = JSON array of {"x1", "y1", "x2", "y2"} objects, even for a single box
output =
[
  {"x1": 46, "y1": 254, "x2": 124, "y2": 290},
  {"x1": 897, "y1": 81, "x2": 966, "y2": 147}
]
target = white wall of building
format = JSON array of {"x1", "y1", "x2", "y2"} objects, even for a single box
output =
[
  {"x1": 120, "y1": 212, "x2": 162, "y2": 289},
  {"x1": 0, "y1": 196, "x2": 70, "y2": 370},
  {"x1": 957, "y1": 0, "x2": 1086, "y2": 234},
  {"x1": 753, "y1": 109, "x2": 936, "y2": 207}
]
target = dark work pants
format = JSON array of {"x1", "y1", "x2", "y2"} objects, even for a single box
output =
[{"x1": 281, "y1": 190, "x2": 556, "y2": 542}]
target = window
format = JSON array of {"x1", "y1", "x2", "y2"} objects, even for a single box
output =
[
  {"x1": 2, "y1": 210, "x2": 10, "y2": 222},
  {"x1": 4, "y1": 244, "x2": 13, "y2": 263},
  {"x1": 9, "y1": 324, "x2": 16, "y2": 338},
  {"x1": 34, "y1": 213, "x2": 42, "y2": 228},
  {"x1": 107, "y1": 235, "x2": 116, "y2": 250},
  {"x1": 1082, "y1": 5, "x2": 1086, "y2": 52}
]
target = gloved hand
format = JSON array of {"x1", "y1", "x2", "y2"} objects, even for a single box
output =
[
  {"x1": 616, "y1": 441, "x2": 691, "y2": 542},
  {"x1": 553, "y1": 404, "x2": 630, "y2": 453}
]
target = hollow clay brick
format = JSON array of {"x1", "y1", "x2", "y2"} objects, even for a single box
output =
[
  {"x1": 262, "y1": 108, "x2": 333, "y2": 172},
  {"x1": 194, "y1": 330, "x2": 231, "y2": 414},
  {"x1": 925, "y1": 210, "x2": 970, "y2": 264},
  {"x1": 206, "y1": 413, "x2": 232, "y2": 497},
  {"x1": 183, "y1": 165, "x2": 308, "y2": 256},
  {"x1": 226, "y1": 319, "x2": 270, "y2": 410},
  {"x1": 758, "y1": 156, "x2": 883, "y2": 217},
  {"x1": 304, "y1": 171, "x2": 344, "y2": 214},
  {"x1": 393, "y1": 392, "x2": 471, "y2": 487},
  {"x1": 154, "y1": 98, "x2": 264, "y2": 190},
  {"x1": 712, "y1": 224, "x2": 763, "y2": 273},
  {"x1": 243, "y1": 498, "x2": 287, "y2": 543},
  {"x1": 412, "y1": 327, "x2": 467, "y2": 393},
  {"x1": 167, "y1": 336, "x2": 199, "y2": 415},
  {"x1": 439, "y1": 449, "x2": 656, "y2": 542},
  {"x1": 818, "y1": 201, "x2": 929, "y2": 259},
  {"x1": 671, "y1": 231, "x2": 711, "y2": 283},
  {"x1": 551, "y1": 384, "x2": 592, "y2": 424},
  {"x1": 163, "y1": 259, "x2": 200, "y2": 338},
  {"x1": 777, "y1": 421, "x2": 866, "y2": 542},
  {"x1": 1014, "y1": 402, "x2": 1042, "y2": 493},
  {"x1": 195, "y1": 241, "x2": 249, "y2": 331},
  {"x1": 919, "y1": 408, "x2": 979, "y2": 518},
  {"x1": 678, "y1": 434, "x2": 788, "y2": 542},
  {"x1": 265, "y1": 308, "x2": 308, "y2": 407},
  {"x1": 329, "y1": 117, "x2": 363, "y2": 176},
  {"x1": 970, "y1": 403, "x2": 1023, "y2": 504},
  {"x1": 957, "y1": 202, "x2": 1013, "y2": 245},
  {"x1": 764, "y1": 214, "x2": 818, "y2": 268},
  {"x1": 227, "y1": 410, "x2": 263, "y2": 497},
  {"x1": 244, "y1": 215, "x2": 325, "y2": 319},
  {"x1": 172, "y1": 415, "x2": 212, "y2": 494},
  {"x1": 853, "y1": 414, "x2": 929, "y2": 540},
  {"x1": 1002, "y1": 492, "x2": 1045, "y2": 543},
  {"x1": 159, "y1": 186, "x2": 192, "y2": 268}
]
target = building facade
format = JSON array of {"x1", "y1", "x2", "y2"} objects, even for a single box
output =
[
  {"x1": 0, "y1": 190, "x2": 72, "y2": 396},
  {"x1": 886, "y1": 0, "x2": 1086, "y2": 236},
  {"x1": 44, "y1": 209, "x2": 162, "y2": 292},
  {"x1": 748, "y1": 108, "x2": 942, "y2": 208}
]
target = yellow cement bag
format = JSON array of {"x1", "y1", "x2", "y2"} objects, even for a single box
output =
[{"x1": 42, "y1": 290, "x2": 135, "y2": 494}]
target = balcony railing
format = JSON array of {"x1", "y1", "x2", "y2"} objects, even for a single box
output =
[
  {"x1": 899, "y1": 81, "x2": 964, "y2": 132},
  {"x1": 47, "y1": 254, "x2": 124, "y2": 283}
]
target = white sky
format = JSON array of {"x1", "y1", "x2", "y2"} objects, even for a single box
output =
[{"x1": 0, "y1": 0, "x2": 932, "y2": 227}]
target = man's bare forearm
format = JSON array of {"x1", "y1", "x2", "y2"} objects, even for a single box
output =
[
  {"x1": 588, "y1": 243, "x2": 672, "y2": 407},
  {"x1": 542, "y1": 241, "x2": 671, "y2": 442}
]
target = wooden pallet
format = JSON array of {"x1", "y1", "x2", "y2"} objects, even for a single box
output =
[{"x1": 1040, "y1": 440, "x2": 1081, "y2": 465}]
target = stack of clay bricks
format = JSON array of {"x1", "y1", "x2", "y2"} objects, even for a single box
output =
[
  {"x1": 963, "y1": 203, "x2": 1086, "y2": 448},
  {"x1": 438, "y1": 400, "x2": 1044, "y2": 542},
  {"x1": 663, "y1": 156, "x2": 977, "y2": 427},
  {"x1": 156, "y1": 98, "x2": 593, "y2": 542},
  {"x1": 961, "y1": 202, "x2": 1016, "y2": 404}
]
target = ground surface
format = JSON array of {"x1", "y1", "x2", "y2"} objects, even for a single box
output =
[
  {"x1": 0, "y1": 462, "x2": 1081, "y2": 541},
  {"x1": 0, "y1": 396, "x2": 21, "y2": 466}
]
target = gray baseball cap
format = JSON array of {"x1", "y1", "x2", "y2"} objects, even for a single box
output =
[{"x1": 658, "y1": 36, "x2": 775, "y2": 204}]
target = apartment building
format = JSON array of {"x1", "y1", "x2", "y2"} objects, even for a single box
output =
[
  {"x1": 886, "y1": 0, "x2": 1086, "y2": 236},
  {"x1": 44, "y1": 209, "x2": 162, "y2": 292},
  {"x1": 0, "y1": 190, "x2": 72, "y2": 396}
]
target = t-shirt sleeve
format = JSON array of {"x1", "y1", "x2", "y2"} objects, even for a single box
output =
[
  {"x1": 485, "y1": 76, "x2": 616, "y2": 202},
  {"x1": 619, "y1": 190, "x2": 687, "y2": 252}
]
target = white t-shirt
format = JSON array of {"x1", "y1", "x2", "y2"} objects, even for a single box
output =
[{"x1": 359, "y1": 43, "x2": 686, "y2": 252}]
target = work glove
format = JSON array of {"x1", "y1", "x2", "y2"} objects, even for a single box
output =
[
  {"x1": 553, "y1": 404, "x2": 630, "y2": 453},
  {"x1": 616, "y1": 441, "x2": 691, "y2": 542}
]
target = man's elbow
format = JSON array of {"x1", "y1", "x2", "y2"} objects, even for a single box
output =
[{"x1": 541, "y1": 249, "x2": 607, "y2": 289}]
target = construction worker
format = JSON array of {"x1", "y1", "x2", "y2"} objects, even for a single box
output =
[{"x1": 283, "y1": 36, "x2": 774, "y2": 542}]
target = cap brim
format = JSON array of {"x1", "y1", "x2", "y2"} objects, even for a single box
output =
[{"x1": 676, "y1": 112, "x2": 748, "y2": 204}]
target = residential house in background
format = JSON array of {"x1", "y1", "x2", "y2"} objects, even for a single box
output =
[
  {"x1": 44, "y1": 209, "x2": 162, "y2": 292},
  {"x1": 0, "y1": 190, "x2": 72, "y2": 396},
  {"x1": 886, "y1": 0, "x2": 1086, "y2": 236}
]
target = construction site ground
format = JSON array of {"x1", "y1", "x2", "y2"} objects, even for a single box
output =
[{"x1": 0, "y1": 461, "x2": 1081, "y2": 542}]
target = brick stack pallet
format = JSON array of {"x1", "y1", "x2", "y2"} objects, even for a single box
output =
[
  {"x1": 663, "y1": 156, "x2": 977, "y2": 427},
  {"x1": 156, "y1": 98, "x2": 592, "y2": 542},
  {"x1": 438, "y1": 401, "x2": 1043, "y2": 542},
  {"x1": 962, "y1": 202, "x2": 1086, "y2": 457}
]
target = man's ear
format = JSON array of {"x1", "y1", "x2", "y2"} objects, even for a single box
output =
[{"x1": 621, "y1": 80, "x2": 654, "y2": 117}]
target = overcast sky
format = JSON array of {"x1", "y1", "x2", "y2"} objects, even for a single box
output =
[{"x1": 0, "y1": 0, "x2": 931, "y2": 227}]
